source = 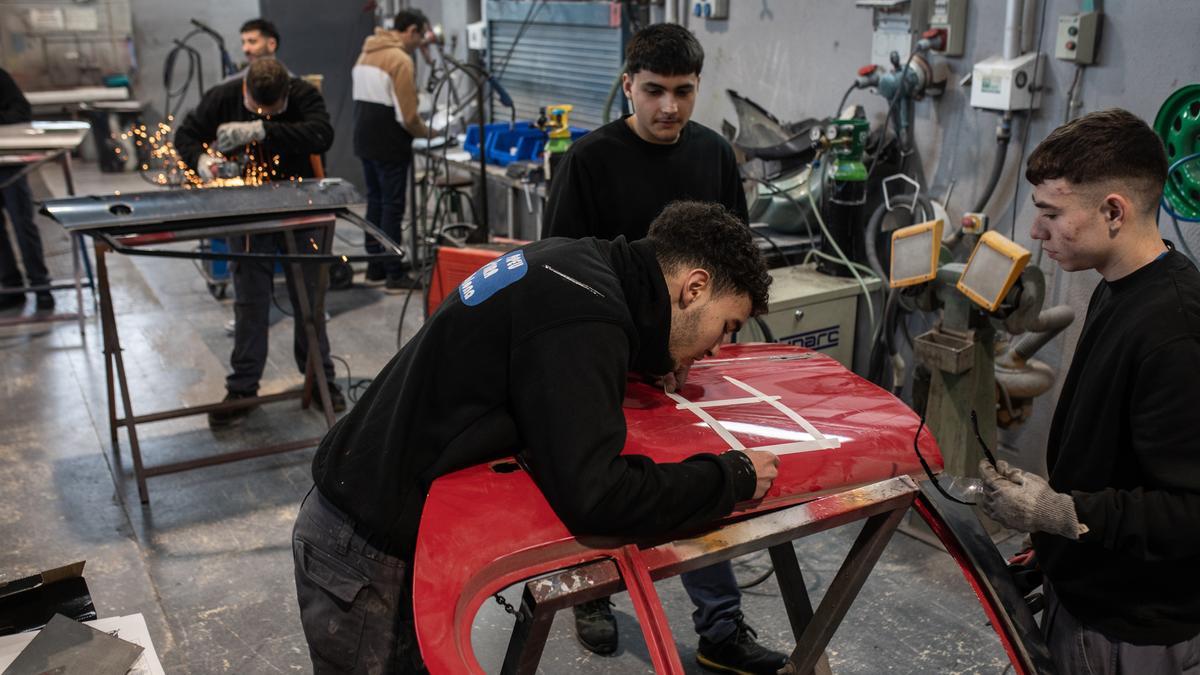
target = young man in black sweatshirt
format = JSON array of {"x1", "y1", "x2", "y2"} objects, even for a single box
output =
[
  {"x1": 979, "y1": 109, "x2": 1200, "y2": 672},
  {"x1": 292, "y1": 201, "x2": 780, "y2": 673},
  {"x1": 173, "y1": 57, "x2": 343, "y2": 427},
  {"x1": 543, "y1": 25, "x2": 783, "y2": 674}
]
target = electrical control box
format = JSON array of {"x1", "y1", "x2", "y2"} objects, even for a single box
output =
[
  {"x1": 928, "y1": 0, "x2": 966, "y2": 57},
  {"x1": 466, "y1": 21, "x2": 487, "y2": 50},
  {"x1": 691, "y1": 0, "x2": 729, "y2": 20},
  {"x1": 1055, "y1": 12, "x2": 1099, "y2": 64},
  {"x1": 856, "y1": 0, "x2": 930, "y2": 67},
  {"x1": 970, "y1": 53, "x2": 1042, "y2": 111}
]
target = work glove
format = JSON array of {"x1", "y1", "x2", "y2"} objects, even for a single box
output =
[
  {"x1": 196, "y1": 154, "x2": 224, "y2": 181},
  {"x1": 215, "y1": 119, "x2": 265, "y2": 153},
  {"x1": 978, "y1": 460, "x2": 1088, "y2": 540}
]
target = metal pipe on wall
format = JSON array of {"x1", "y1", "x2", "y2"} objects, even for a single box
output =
[
  {"x1": 1003, "y1": 0, "x2": 1024, "y2": 60},
  {"x1": 1021, "y1": 0, "x2": 1039, "y2": 54}
]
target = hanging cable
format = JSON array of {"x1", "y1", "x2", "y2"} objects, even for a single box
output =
[
  {"x1": 911, "y1": 414, "x2": 977, "y2": 506},
  {"x1": 804, "y1": 159, "x2": 878, "y2": 339}
]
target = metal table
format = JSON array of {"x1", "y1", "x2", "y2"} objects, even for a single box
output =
[
  {"x1": 42, "y1": 179, "x2": 404, "y2": 503},
  {"x1": 413, "y1": 344, "x2": 1056, "y2": 674},
  {"x1": 0, "y1": 121, "x2": 92, "y2": 334}
]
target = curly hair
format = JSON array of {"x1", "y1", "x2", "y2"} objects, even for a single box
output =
[
  {"x1": 1026, "y1": 109, "x2": 1167, "y2": 214},
  {"x1": 625, "y1": 23, "x2": 704, "y2": 77},
  {"x1": 647, "y1": 201, "x2": 771, "y2": 315}
]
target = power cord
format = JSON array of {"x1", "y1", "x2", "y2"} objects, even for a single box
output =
[
  {"x1": 804, "y1": 158, "x2": 878, "y2": 338},
  {"x1": 329, "y1": 354, "x2": 373, "y2": 404}
]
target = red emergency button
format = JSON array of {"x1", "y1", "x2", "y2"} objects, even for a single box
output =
[{"x1": 858, "y1": 65, "x2": 876, "y2": 77}]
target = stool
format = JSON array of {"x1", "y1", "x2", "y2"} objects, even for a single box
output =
[{"x1": 430, "y1": 173, "x2": 478, "y2": 237}]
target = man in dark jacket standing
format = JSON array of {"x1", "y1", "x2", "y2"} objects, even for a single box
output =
[
  {"x1": 543, "y1": 25, "x2": 781, "y2": 674},
  {"x1": 292, "y1": 201, "x2": 780, "y2": 673},
  {"x1": 979, "y1": 109, "x2": 1200, "y2": 672},
  {"x1": 351, "y1": 10, "x2": 432, "y2": 291},
  {"x1": 174, "y1": 57, "x2": 343, "y2": 427},
  {"x1": 0, "y1": 67, "x2": 53, "y2": 312}
]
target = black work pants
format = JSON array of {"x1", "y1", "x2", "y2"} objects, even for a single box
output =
[
  {"x1": 293, "y1": 487, "x2": 425, "y2": 674},
  {"x1": 361, "y1": 156, "x2": 410, "y2": 278},
  {"x1": 0, "y1": 170, "x2": 50, "y2": 288},
  {"x1": 226, "y1": 229, "x2": 335, "y2": 395}
]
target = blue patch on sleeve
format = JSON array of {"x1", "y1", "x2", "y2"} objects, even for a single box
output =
[{"x1": 459, "y1": 250, "x2": 528, "y2": 306}]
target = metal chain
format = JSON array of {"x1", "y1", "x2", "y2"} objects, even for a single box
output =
[{"x1": 493, "y1": 592, "x2": 518, "y2": 616}]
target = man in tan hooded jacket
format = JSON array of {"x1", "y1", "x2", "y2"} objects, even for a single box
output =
[{"x1": 351, "y1": 10, "x2": 432, "y2": 291}]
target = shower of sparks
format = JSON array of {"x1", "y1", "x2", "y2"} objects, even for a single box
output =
[{"x1": 119, "y1": 117, "x2": 304, "y2": 190}]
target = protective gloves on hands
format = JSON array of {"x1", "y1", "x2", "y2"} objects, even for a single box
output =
[
  {"x1": 978, "y1": 460, "x2": 1088, "y2": 540},
  {"x1": 196, "y1": 154, "x2": 224, "y2": 181},
  {"x1": 215, "y1": 119, "x2": 265, "y2": 153}
]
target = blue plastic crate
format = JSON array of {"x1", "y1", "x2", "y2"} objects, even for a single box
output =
[
  {"x1": 463, "y1": 123, "x2": 513, "y2": 162},
  {"x1": 486, "y1": 122, "x2": 546, "y2": 166},
  {"x1": 465, "y1": 123, "x2": 591, "y2": 166}
]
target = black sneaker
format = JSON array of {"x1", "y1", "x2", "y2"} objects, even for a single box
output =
[
  {"x1": 573, "y1": 597, "x2": 618, "y2": 655},
  {"x1": 35, "y1": 291, "x2": 55, "y2": 311},
  {"x1": 384, "y1": 274, "x2": 422, "y2": 294},
  {"x1": 207, "y1": 390, "x2": 259, "y2": 429},
  {"x1": 0, "y1": 290, "x2": 23, "y2": 311},
  {"x1": 364, "y1": 262, "x2": 387, "y2": 284},
  {"x1": 325, "y1": 382, "x2": 346, "y2": 413},
  {"x1": 695, "y1": 614, "x2": 789, "y2": 675}
]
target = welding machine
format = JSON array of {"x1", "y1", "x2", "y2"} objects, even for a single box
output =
[{"x1": 426, "y1": 239, "x2": 526, "y2": 316}]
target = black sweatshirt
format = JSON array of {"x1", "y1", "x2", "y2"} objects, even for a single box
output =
[
  {"x1": 1033, "y1": 248, "x2": 1200, "y2": 645},
  {"x1": 173, "y1": 77, "x2": 333, "y2": 180},
  {"x1": 544, "y1": 116, "x2": 748, "y2": 240},
  {"x1": 311, "y1": 237, "x2": 756, "y2": 556},
  {"x1": 0, "y1": 69, "x2": 31, "y2": 125}
]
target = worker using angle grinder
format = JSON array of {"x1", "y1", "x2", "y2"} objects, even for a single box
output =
[
  {"x1": 174, "y1": 57, "x2": 343, "y2": 428},
  {"x1": 543, "y1": 24, "x2": 785, "y2": 674}
]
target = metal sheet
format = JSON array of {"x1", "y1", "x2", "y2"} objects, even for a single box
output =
[
  {"x1": 40, "y1": 179, "x2": 364, "y2": 233},
  {"x1": 0, "y1": 122, "x2": 89, "y2": 152}
]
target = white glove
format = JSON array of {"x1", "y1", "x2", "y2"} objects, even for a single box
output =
[
  {"x1": 197, "y1": 154, "x2": 224, "y2": 181},
  {"x1": 215, "y1": 119, "x2": 265, "y2": 153},
  {"x1": 978, "y1": 460, "x2": 1087, "y2": 540}
]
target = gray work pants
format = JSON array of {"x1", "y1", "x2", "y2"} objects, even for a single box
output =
[
  {"x1": 226, "y1": 229, "x2": 335, "y2": 394},
  {"x1": 1044, "y1": 582, "x2": 1200, "y2": 674},
  {"x1": 292, "y1": 487, "x2": 425, "y2": 674}
]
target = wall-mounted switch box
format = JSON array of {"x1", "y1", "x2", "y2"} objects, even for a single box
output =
[
  {"x1": 1055, "y1": 12, "x2": 1100, "y2": 64},
  {"x1": 691, "y1": 0, "x2": 729, "y2": 20},
  {"x1": 929, "y1": 0, "x2": 966, "y2": 56}
]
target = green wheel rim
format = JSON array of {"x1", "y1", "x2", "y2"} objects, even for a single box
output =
[{"x1": 1154, "y1": 84, "x2": 1200, "y2": 220}]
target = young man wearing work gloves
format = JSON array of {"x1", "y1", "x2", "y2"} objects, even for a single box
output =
[
  {"x1": 174, "y1": 57, "x2": 343, "y2": 427},
  {"x1": 978, "y1": 109, "x2": 1200, "y2": 672}
]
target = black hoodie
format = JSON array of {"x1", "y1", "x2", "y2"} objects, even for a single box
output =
[
  {"x1": 173, "y1": 76, "x2": 332, "y2": 180},
  {"x1": 312, "y1": 236, "x2": 755, "y2": 556}
]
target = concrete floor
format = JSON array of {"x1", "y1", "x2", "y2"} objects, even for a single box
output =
[{"x1": 0, "y1": 160, "x2": 1021, "y2": 673}]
